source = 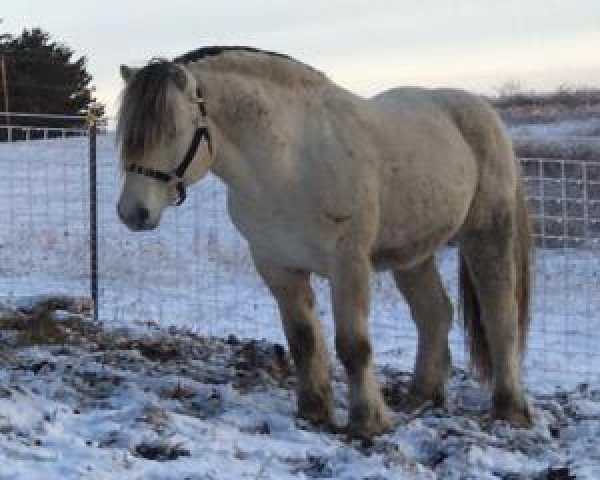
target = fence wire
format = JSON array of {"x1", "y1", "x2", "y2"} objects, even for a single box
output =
[
  {"x1": 0, "y1": 119, "x2": 599, "y2": 389},
  {"x1": 0, "y1": 117, "x2": 90, "y2": 306}
]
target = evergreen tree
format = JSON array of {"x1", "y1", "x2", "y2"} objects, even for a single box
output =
[{"x1": 0, "y1": 26, "x2": 103, "y2": 138}]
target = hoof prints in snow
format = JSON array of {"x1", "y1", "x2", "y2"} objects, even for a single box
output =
[{"x1": 0, "y1": 320, "x2": 599, "y2": 479}]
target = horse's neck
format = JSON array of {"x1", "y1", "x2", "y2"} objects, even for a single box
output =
[{"x1": 200, "y1": 71, "x2": 306, "y2": 196}]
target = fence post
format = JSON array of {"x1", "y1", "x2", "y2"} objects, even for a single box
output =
[{"x1": 88, "y1": 116, "x2": 99, "y2": 322}]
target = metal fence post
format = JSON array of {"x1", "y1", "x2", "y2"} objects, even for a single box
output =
[{"x1": 88, "y1": 117, "x2": 99, "y2": 322}]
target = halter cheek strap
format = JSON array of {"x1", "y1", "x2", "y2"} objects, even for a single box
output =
[
  {"x1": 171, "y1": 125, "x2": 211, "y2": 205},
  {"x1": 126, "y1": 94, "x2": 211, "y2": 206}
]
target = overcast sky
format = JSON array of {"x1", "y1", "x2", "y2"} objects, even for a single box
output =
[{"x1": 2, "y1": 0, "x2": 600, "y2": 116}]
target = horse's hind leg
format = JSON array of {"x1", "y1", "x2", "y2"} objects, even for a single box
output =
[
  {"x1": 253, "y1": 258, "x2": 334, "y2": 426},
  {"x1": 460, "y1": 207, "x2": 531, "y2": 425},
  {"x1": 393, "y1": 256, "x2": 452, "y2": 408}
]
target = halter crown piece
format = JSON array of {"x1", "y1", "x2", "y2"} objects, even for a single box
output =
[{"x1": 126, "y1": 88, "x2": 212, "y2": 206}]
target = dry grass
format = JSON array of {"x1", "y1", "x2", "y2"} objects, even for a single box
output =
[
  {"x1": 491, "y1": 85, "x2": 600, "y2": 125},
  {"x1": 486, "y1": 84, "x2": 600, "y2": 160},
  {"x1": 0, "y1": 309, "x2": 95, "y2": 347},
  {"x1": 0, "y1": 296, "x2": 110, "y2": 352},
  {"x1": 513, "y1": 138, "x2": 600, "y2": 161},
  {"x1": 491, "y1": 84, "x2": 600, "y2": 110}
]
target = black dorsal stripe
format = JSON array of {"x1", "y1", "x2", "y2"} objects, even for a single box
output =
[{"x1": 174, "y1": 46, "x2": 299, "y2": 66}]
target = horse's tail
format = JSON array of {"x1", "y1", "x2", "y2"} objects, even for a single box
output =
[
  {"x1": 514, "y1": 179, "x2": 532, "y2": 359},
  {"x1": 460, "y1": 178, "x2": 532, "y2": 383},
  {"x1": 459, "y1": 252, "x2": 490, "y2": 381}
]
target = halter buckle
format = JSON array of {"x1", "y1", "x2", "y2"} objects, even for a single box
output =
[{"x1": 168, "y1": 181, "x2": 186, "y2": 206}]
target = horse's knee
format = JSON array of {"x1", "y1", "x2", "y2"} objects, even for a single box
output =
[
  {"x1": 335, "y1": 335, "x2": 372, "y2": 376},
  {"x1": 299, "y1": 283, "x2": 316, "y2": 310}
]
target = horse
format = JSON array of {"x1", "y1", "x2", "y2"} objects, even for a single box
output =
[{"x1": 116, "y1": 46, "x2": 532, "y2": 438}]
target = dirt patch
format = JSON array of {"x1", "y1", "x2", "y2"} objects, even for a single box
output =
[{"x1": 0, "y1": 296, "x2": 99, "y2": 347}]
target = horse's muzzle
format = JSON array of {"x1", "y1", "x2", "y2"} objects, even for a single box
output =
[{"x1": 117, "y1": 202, "x2": 157, "y2": 231}]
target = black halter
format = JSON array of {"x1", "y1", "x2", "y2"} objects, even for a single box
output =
[{"x1": 126, "y1": 95, "x2": 211, "y2": 206}]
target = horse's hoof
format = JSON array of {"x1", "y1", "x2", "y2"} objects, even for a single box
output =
[
  {"x1": 492, "y1": 396, "x2": 532, "y2": 427},
  {"x1": 387, "y1": 383, "x2": 447, "y2": 414},
  {"x1": 297, "y1": 408, "x2": 334, "y2": 428},
  {"x1": 407, "y1": 384, "x2": 448, "y2": 410},
  {"x1": 297, "y1": 391, "x2": 335, "y2": 427},
  {"x1": 347, "y1": 405, "x2": 392, "y2": 439}
]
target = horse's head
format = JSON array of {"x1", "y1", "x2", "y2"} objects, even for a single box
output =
[{"x1": 116, "y1": 60, "x2": 212, "y2": 231}]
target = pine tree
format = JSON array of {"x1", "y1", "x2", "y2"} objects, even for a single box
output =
[{"x1": 0, "y1": 26, "x2": 104, "y2": 137}]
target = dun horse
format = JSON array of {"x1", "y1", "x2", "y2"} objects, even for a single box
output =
[{"x1": 116, "y1": 47, "x2": 532, "y2": 438}]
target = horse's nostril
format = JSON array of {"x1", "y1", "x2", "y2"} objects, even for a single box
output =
[
  {"x1": 117, "y1": 202, "x2": 153, "y2": 230},
  {"x1": 135, "y1": 206, "x2": 149, "y2": 224}
]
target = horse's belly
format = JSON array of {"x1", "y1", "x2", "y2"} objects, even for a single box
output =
[
  {"x1": 371, "y1": 221, "x2": 456, "y2": 271},
  {"x1": 374, "y1": 185, "x2": 473, "y2": 270}
]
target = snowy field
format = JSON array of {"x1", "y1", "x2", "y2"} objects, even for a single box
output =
[
  {"x1": 0, "y1": 131, "x2": 599, "y2": 478},
  {"x1": 0, "y1": 306, "x2": 599, "y2": 479}
]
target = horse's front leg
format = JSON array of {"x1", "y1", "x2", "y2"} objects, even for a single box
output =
[
  {"x1": 253, "y1": 257, "x2": 334, "y2": 427},
  {"x1": 330, "y1": 247, "x2": 391, "y2": 438}
]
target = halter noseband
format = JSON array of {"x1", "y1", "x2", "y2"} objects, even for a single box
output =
[{"x1": 126, "y1": 93, "x2": 211, "y2": 206}]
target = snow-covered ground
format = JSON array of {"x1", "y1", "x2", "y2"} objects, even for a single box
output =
[
  {"x1": 508, "y1": 116, "x2": 600, "y2": 139},
  {"x1": 0, "y1": 132, "x2": 599, "y2": 478},
  {"x1": 0, "y1": 308, "x2": 598, "y2": 479},
  {"x1": 509, "y1": 116, "x2": 600, "y2": 159}
]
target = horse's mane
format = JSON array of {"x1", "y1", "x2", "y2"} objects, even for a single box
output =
[
  {"x1": 117, "y1": 59, "x2": 180, "y2": 161},
  {"x1": 175, "y1": 46, "x2": 326, "y2": 89},
  {"x1": 117, "y1": 47, "x2": 325, "y2": 161},
  {"x1": 174, "y1": 46, "x2": 299, "y2": 66}
]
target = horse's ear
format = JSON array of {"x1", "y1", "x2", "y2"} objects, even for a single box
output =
[
  {"x1": 170, "y1": 65, "x2": 188, "y2": 91},
  {"x1": 120, "y1": 65, "x2": 137, "y2": 83}
]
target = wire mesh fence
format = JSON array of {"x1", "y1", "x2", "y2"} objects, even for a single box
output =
[
  {"x1": 0, "y1": 114, "x2": 91, "y2": 306},
  {"x1": 0, "y1": 114, "x2": 599, "y2": 389}
]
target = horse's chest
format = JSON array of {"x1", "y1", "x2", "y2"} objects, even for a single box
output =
[{"x1": 227, "y1": 194, "x2": 331, "y2": 273}]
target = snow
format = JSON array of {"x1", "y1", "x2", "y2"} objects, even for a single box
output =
[
  {"x1": 0, "y1": 326, "x2": 598, "y2": 479},
  {"x1": 508, "y1": 117, "x2": 600, "y2": 140},
  {"x1": 0, "y1": 132, "x2": 599, "y2": 478}
]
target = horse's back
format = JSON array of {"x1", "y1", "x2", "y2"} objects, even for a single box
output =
[
  {"x1": 370, "y1": 86, "x2": 514, "y2": 172},
  {"x1": 368, "y1": 87, "x2": 494, "y2": 167},
  {"x1": 370, "y1": 86, "x2": 491, "y2": 117}
]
